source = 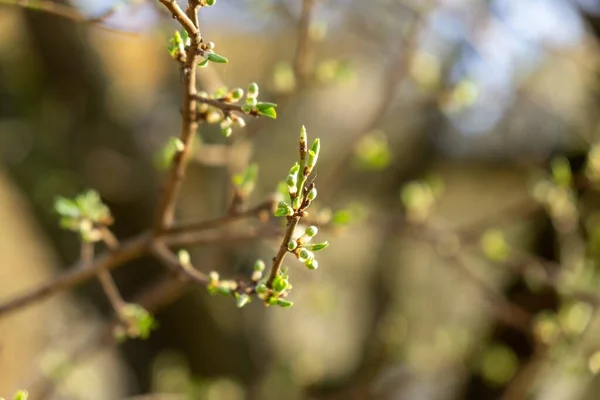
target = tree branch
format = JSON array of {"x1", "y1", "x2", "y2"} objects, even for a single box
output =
[{"x1": 154, "y1": 0, "x2": 202, "y2": 233}]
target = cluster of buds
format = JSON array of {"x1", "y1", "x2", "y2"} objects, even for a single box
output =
[
  {"x1": 275, "y1": 126, "x2": 321, "y2": 217},
  {"x1": 287, "y1": 225, "x2": 328, "y2": 270},
  {"x1": 113, "y1": 303, "x2": 157, "y2": 341},
  {"x1": 195, "y1": 82, "x2": 277, "y2": 137},
  {"x1": 167, "y1": 22, "x2": 226, "y2": 65},
  {"x1": 254, "y1": 265, "x2": 294, "y2": 308},
  {"x1": 54, "y1": 190, "x2": 114, "y2": 243}
]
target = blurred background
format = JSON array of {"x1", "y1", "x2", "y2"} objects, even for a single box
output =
[{"x1": 1, "y1": 0, "x2": 600, "y2": 399}]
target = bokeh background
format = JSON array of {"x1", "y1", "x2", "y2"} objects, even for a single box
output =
[{"x1": 2, "y1": 0, "x2": 600, "y2": 399}]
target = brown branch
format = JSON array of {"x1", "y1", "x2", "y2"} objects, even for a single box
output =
[
  {"x1": 166, "y1": 198, "x2": 274, "y2": 234},
  {"x1": 321, "y1": 12, "x2": 422, "y2": 199},
  {"x1": 154, "y1": 0, "x2": 202, "y2": 233},
  {"x1": 82, "y1": 240, "x2": 126, "y2": 314},
  {"x1": 0, "y1": 234, "x2": 148, "y2": 318},
  {"x1": 192, "y1": 95, "x2": 260, "y2": 116},
  {"x1": 151, "y1": 242, "x2": 208, "y2": 285},
  {"x1": 293, "y1": 0, "x2": 317, "y2": 87},
  {"x1": 266, "y1": 216, "x2": 300, "y2": 288},
  {"x1": 0, "y1": 222, "x2": 279, "y2": 318},
  {"x1": 26, "y1": 278, "x2": 191, "y2": 400}
]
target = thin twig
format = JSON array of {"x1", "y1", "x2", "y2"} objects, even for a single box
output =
[
  {"x1": 166, "y1": 198, "x2": 274, "y2": 234},
  {"x1": 26, "y1": 278, "x2": 191, "y2": 400},
  {"x1": 0, "y1": 224, "x2": 279, "y2": 317},
  {"x1": 154, "y1": 0, "x2": 202, "y2": 233},
  {"x1": 83, "y1": 240, "x2": 126, "y2": 313},
  {"x1": 293, "y1": 0, "x2": 316, "y2": 87},
  {"x1": 151, "y1": 242, "x2": 208, "y2": 285},
  {"x1": 321, "y1": 12, "x2": 422, "y2": 199},
  {"x1": 266, "y1": 216, "x2": 300, "y2": 288}
]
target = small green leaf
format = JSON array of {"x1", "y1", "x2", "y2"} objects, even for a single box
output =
[
  {"x1": 198, "y1": 59, "x2": 209, "y2": 68},
  {"x1": 235, "y1": 293, "x2": 250, "y2": 308},
  {"x1": 256, "y1": 106, "x2": 277, "y2": 119},
  {"x1": 13, "y1": 391, "x2": 28, "y2": 400},
  {"x1": 254, "y1": 259, "x2": 266, "y2": 272},
  {"x1": 256, "y1": 101, "x2": 278, "y2": 108},
  {"x1": 305, "y1": 258, "x2": 319, "y2": 270},
  {"x1": 54, "y1": 197, "x2": 80, "y2": 218},
  {"x1": 276, "y1": 299, "x2": 294, "y2": 308},
  {"x1": 207, "y1": 52, "x2": 228, "y2": 63},
  {"x1": 305, "y1": 241, "x2": 329, "y2": 252}
]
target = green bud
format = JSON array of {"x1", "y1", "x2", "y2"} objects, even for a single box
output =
[
  {"x1": 221, "y1": 127, "x2": 233, "y2": 137},
  {"x1": 305, "y1": 225, "x2": 318, "y2": 237},
  {"x1": 305, "y1": 241, "x2": 329, "y2": 252},
  {"x1": 254, "y1": 259, "x2": 265, "y2": 272},
  {"x1": 241, "y1": 104, "x2": 253, "y2": 113},
  {"x1": 300, "y1": 125, "x2": 307, "y2": 145},
  {"x1": 252, "y1": 270, "x2": 263, "y2": 282},
  {"x1": 198, "y1": 59, "x2": 209, "y2": 68},
  {"x1": 307, "y1": 149, "x2": 318, "y2": 169},
  {"x1": 230, "y1": 88, "x2": 244, "y2": 100},
  {"x1": 246, "y1": 97, "x2": 258, "y2": 107},
  {"x1": 274, "y1": 201, "x2": 293, "y2": 217},
  {"x1": 305, "y1": 258, "x2": 319, "y2": 270},
  {"x1": 234, "y1": 116, "x2": 246, "y2": 127},
  {"x1": 206, "y1": 111, "x2": 221, "y2": 124},
  {"x1": 204, "y1": 0, "x2": 216, "y2": 5},
  {"x1": 13, "y1": 391, "x2": 28, "y2": 400},
  {"x1": 307, "y1": 187, "x2": 317, "y2": 201},
  {"x1": 286, "y1": 173, "x2": 297, "y2": 188},
  {"x1": 298, "y1": 248, "x2": 314, "y2": 263},
  {"x1": 207, "y1": 52, "x2": 228, "y2": 63},
  {"x1": 274, "y1": 207, "x2": 289, "y2": 217},
  {"x1": 272, "y1": 276, "x2": 288, "y2": 293},
  {"x1": 215, "y1": 285, "x2": 233, "y2": 296},
  {"x1": 268, "y1": 297, "x2": 278, "y2": 306},
  {"x1": 311, "y1": 138, "x2": 320, "y2": 156},
  {"x1": 235, "y1": 293, "x2": 250, "y2": 308},
  {"x1": 276, "y1": 299, "x2": 294, "y2": 308},
  {"x1": 220, "y1": 117, "x2": 232, "y2": 129},
  {"x1": 290, "y1": 163, "x2": 300, "y2": 175},
  {"x1": 178, "y1": 249, "x2": 191, "y2": 266},
  {"x1": 292, "y1": 196, "x2": 302, "y2": 210},
  {"x1": 287, "y1": 240, "x2": 298, "y2": 251},
  {"x1": 248, "y1": 82, "x2": 259, "y2": 97},
  {"x1": 255, "y1": 283, "x2": 267, "y2": 294}
]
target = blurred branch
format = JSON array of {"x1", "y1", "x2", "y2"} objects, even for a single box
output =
[
  {"x1": 27, "y1": 277, "x2": 191, "y2": 399},
  {"x1": 0, "y1": 214, "x2": 280, "y2": 317},
  {"x1": 293, "y1": 0, "x2": 317, "y2": 87},
  {"x1": 0, "y1": 0, "x2": 142, "y2": 35},
  {"x1": 153, "y1": 0, "x2": 202, "y2": 233},
  {"x1": 321, "y1": 11, "x2": 423, "y2": 199}
]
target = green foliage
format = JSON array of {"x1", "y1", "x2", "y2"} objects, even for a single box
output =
[
  {"x1": 114, "y1": 303, "x2": 158, "y2": 341},
  {"x1": 232, "y1": 163, "x2": 259, "y2": 197},
  {"x1": 54, "y1": 190, "x2": 113, "y2": 242},
  {"x1": 354, "y1": 130, "x2": 391, "y2": 171},
  {"x1": 0, "y1": 390, "x2": 28, "y2": 400},
  {"x1": 480, "y1": 229, "x2": 510, "y2": 262}
]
